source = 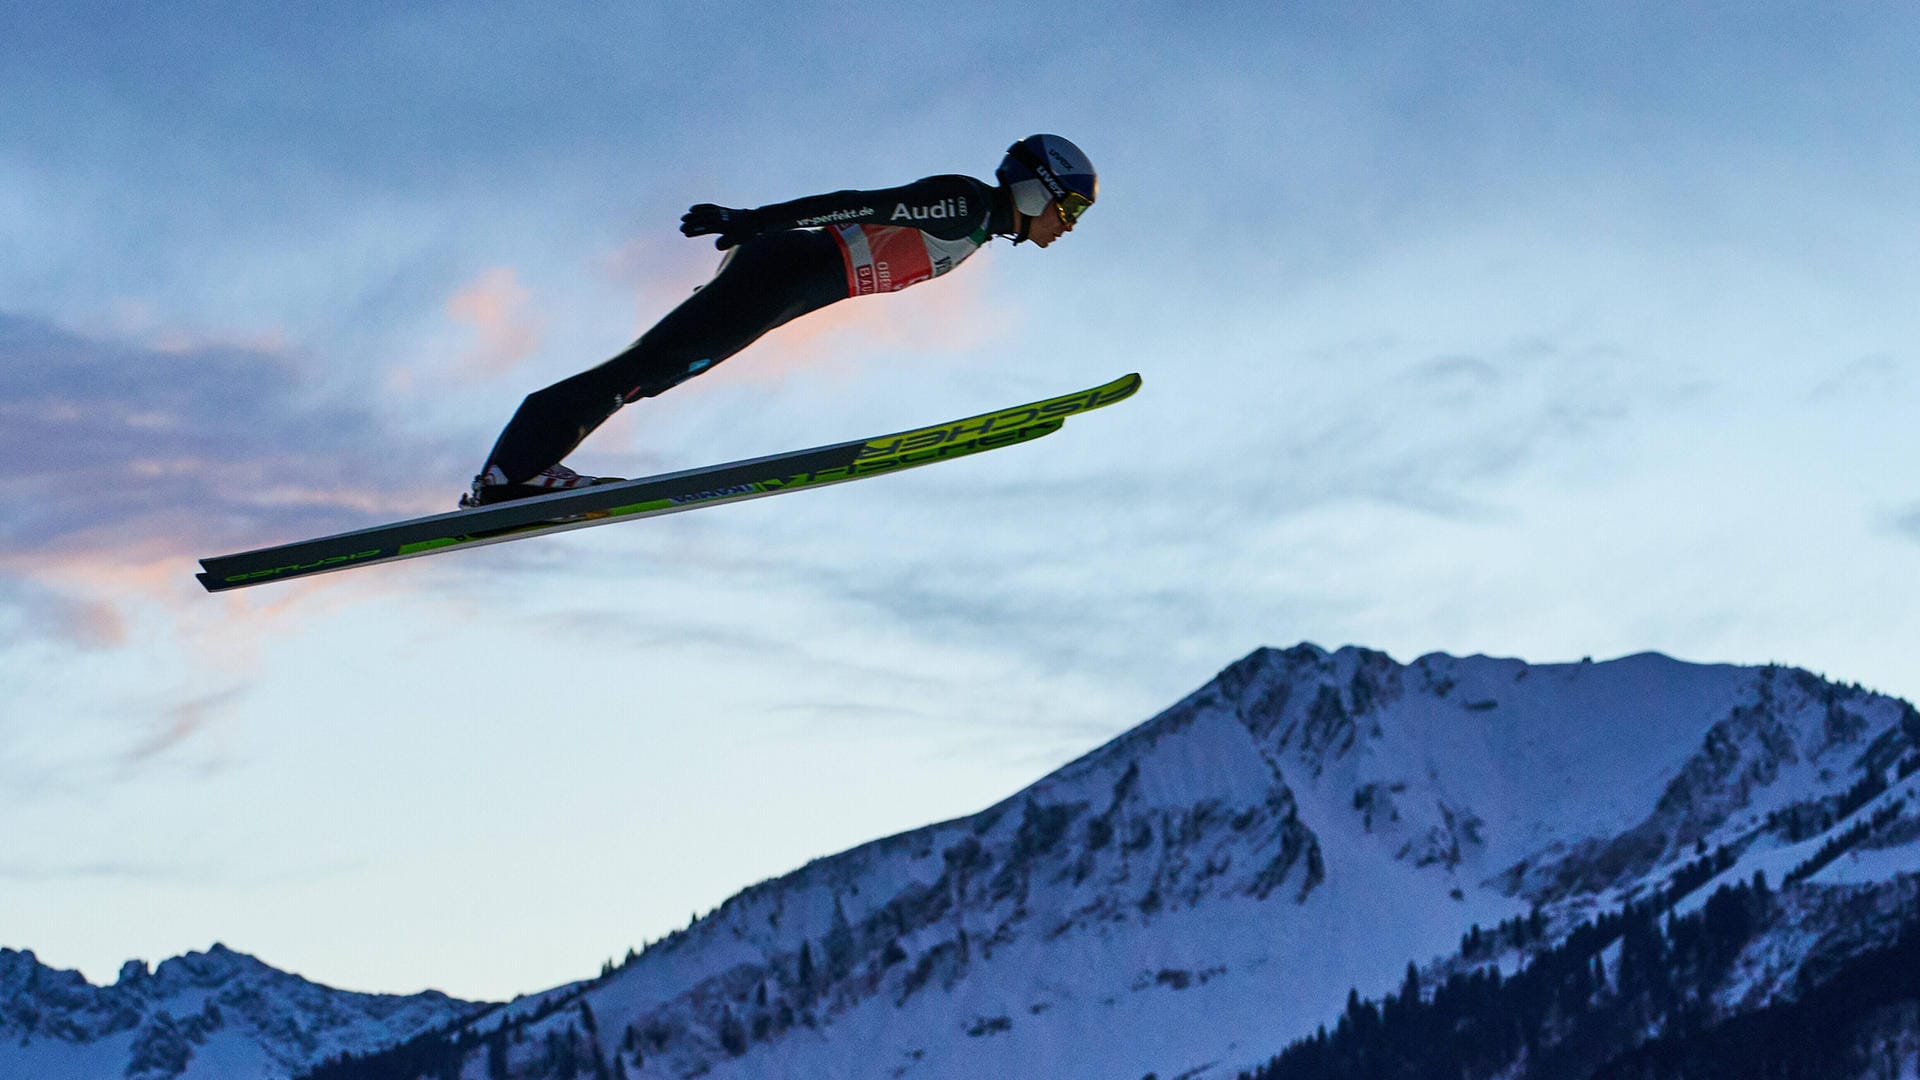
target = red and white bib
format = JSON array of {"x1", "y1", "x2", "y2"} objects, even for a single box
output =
[{"x1": 831, "y1": 224, "x2": 986, "y2": 297}]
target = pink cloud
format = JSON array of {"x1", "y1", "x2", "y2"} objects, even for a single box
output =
[
  {"x1": 0, "y1": 578, "x2": 128, "y2": 651},
  {"x1": 445, "y1": 267, "x2": 544, "y2": 378},
  {"x1": 0, "y1": 312, "x2": 473, "y2": 617},
  {"x1": 52, "y1": 596, "x2": 127, "y2": 649},
  {"x1": 599, "y1": 235, "x2": 722, "y2": 333}
]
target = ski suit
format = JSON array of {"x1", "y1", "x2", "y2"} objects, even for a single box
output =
[{"x1": 479, "y1": 176, "x2": 1016, "y2": 485}]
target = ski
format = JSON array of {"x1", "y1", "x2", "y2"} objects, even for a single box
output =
[{"x1": 196, "y1": 372, "x2": 1140, "y2": 592}]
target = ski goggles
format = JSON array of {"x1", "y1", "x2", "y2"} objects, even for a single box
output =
[{"x1": 1055, "y1": 191, "x2": 1093, "y2": 226}]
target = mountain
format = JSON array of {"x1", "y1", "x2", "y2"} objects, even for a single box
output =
[
  {"x1": 8, "y1": 644, "x2": 1918, "y2": 1080},
  {"x1": 300, "y1": 645, "x2": 1920, "y2": 1080},
  {"x1": 0, "y1": 943, "x2": 481, "y2": 1080}
]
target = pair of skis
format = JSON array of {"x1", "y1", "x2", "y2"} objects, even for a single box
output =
[{"x1": 196, "y1": 373, "x2": 1141, "y2": 592}]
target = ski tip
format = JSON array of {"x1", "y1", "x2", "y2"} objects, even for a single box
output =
[{"x1": 1080, "y1": 371, "x2": 1141, "y2": 407}]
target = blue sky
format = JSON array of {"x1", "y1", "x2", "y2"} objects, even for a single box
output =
[{"x1": 4, "y1": 2, "x2": 1919, "y2": 1000}]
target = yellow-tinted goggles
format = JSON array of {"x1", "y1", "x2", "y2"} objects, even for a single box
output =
[{"x1": 1055, "y1": 191, "x2": 1093, "y2": 226}]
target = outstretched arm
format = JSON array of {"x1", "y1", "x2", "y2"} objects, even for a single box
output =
[{"x1": 681, "y1": 175, "x2": 991, "y2": 248}]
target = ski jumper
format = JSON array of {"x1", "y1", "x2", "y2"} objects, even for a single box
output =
[{"x1": 479, "y1": 176, "x2": 1014, "y2": 486}]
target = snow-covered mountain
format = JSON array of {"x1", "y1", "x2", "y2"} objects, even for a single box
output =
[
  {"x1": 9, "y1": 644, "x2": 1919, "y2": 1080},
  {"x1": 311, "y1": 644, "x2": 1920, "y2": 1080},
  {"x1": 0, "y1": 943, "x2": 480, "y2": 1080}
]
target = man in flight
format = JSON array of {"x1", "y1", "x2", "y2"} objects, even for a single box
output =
[{"x1": 462, "y1": 134, "x2": 1099, "y2": 507}]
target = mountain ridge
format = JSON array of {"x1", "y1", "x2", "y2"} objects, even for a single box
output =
[
  {"x1": 326, "y1": 643, "x2": 1915, "y2": 1080},
  {"x1": 0, "y1": 942, "x2": 482, "y2": 1080},
  {"x1": 7, "y1": 643, "x2": 1917, "y2": 1080}
]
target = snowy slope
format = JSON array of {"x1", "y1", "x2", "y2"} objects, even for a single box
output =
[
  {"x1": 411, "y1": 644, "x2": 1919, "y2": 1080},
  {"x1": 11, "y1": 644, "x2": 1917, "y2": 1080},
  {"x1": 0, "y1": 944, "x2": 481, "y2": 1080}
]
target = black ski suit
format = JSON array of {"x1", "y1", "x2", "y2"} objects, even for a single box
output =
[{"x1": 478, "y1": 176, "x2": 1017, "y2": 485}]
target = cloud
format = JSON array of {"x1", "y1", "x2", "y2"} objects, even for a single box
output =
[
  {"x1": 0, "y1": 312, "x2": 471, "y2": 583},
  {"x1": 121, "y1": 687, "x2": 243, "y2": 766},
  {"x1": 0, "y1": 859, "x2": 202, "y2": 884},
  {"x1": 0, "y1": 578, "x2": 126, "y2": 650},
  {"x1": 529, "y1": 604, "x2": 953, "y2": 697},
  {"x1": 557, "y1": 321, "x2": 1698, "y2": 693},
  {"x1": 598, "y1": 235, "x2": 730, "y2": 336},
  {"x1": 0, "y1": 672, "x2": 246, "y2": 806},
  {"x1": 1807, "y1": 353, "x2": 1909, "y2": 403},
  {"x1": 1893, "y1": 505, "x2": 1920, "y2": 545},
  {"x1": 444, "y1": 266, "x2": 543, "y2": 378}
]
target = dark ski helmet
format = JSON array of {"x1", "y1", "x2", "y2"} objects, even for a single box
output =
[{"x1": 997, "y1": 134, "x2": 1097, "y2": 223}]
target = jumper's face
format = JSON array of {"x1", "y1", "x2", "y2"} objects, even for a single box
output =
[{"x1": 1026, "y1": 200, "x2": 1076, "y2": 247}]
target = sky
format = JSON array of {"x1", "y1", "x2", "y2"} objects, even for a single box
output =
[{"x1": 4, "y1": 1, "x2": 1919, "y2": 1002}]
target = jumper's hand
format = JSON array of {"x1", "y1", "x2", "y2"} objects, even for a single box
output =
[{"x1": 680, "y1": 204, "x2": 764, "y2": 250}]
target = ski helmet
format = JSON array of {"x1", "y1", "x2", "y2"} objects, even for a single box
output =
[{"x1": 996, "y1": 134, "x2": 1097, "y2": 222}]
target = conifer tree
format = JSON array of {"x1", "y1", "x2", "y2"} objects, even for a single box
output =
[
  {"x1": 826, "y1": 897, "x2": 856, "y2": 982},
  {"x1": 486, "y1": 1031, "x2": 509, "y2": 1080},
  {"x1": 718, "y1": 1006, "x2": 748, "y2": 1056},
  {"x1": 797, "y1": 940, "x2": 817, "y2": 994}
]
